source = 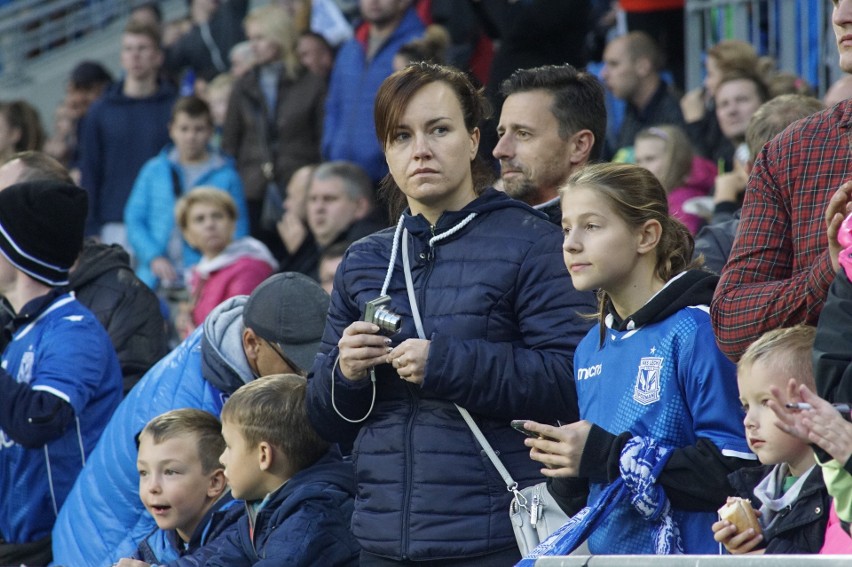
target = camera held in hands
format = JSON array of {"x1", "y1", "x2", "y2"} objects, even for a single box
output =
[{"x1": 364, "y1": 295, "x2": 401, "y2": 335}]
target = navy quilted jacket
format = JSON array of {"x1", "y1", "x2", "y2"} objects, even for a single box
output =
[
  {"x1": 203, "y1": 449, "x2": 359, "y2": 566},
  {"x1": 306, "y1": 188, "x2": 596, "y2": 561}
]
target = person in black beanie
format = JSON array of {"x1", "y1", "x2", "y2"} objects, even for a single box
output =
[
  {"x1": 0, "y1": 180, "x2": 123, "y2": 566},
  {"x1": 0, "y1": 151, "x2": 169, "y2": 396}
]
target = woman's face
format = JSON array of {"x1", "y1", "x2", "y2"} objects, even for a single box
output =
[
  {"x1": 245, "y1": 21, "x2": 281, "y2": 66},
  {"x1": 182, "y1": 201, "x2": 235, "y2": 258},
  {"x1": 384, "y1": 81, "x2": 479, "y2": 223}
]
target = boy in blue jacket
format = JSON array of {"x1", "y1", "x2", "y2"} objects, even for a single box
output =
[
  {"x1": 209, "y1": 374, "x2": 359, "y2": 566},
  {"x1": 124, "y1": 95, "x2": 249, "y2": 290},
  {"x1": 116, "y1": 408, "x2": 242, "y2": 566}
]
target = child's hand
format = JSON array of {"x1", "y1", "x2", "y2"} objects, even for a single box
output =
[
  {"x1": 524, "y1": 420, "x2": 591, "y2": 477},
  {"x1": 712, "y1": 516, "x2": 763, "y2": 554}
]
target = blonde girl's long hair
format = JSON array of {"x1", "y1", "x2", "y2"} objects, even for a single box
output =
[{"x1": 243, "y1": 5, "x2": 302, "y2": 81}]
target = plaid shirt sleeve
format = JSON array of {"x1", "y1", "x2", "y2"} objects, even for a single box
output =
[{"x1": 711, "y1": 102, "x2": 852, "y2": 361}]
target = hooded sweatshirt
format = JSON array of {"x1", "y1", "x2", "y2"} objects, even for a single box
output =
[
  {"x1": 559, "y1": 270, "x2": 756, "y2": 554},
  {"x1": 69, "y1": 241, "x2": 168, "y2": 393}
]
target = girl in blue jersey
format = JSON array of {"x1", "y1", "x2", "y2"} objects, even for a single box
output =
[{"x1": 522, "y1": 163, "x2": 755, "y2": 555}]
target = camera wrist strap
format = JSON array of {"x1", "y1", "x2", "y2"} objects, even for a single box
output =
[{"x1": 402, "y1": 230, "x2": 520, "y2": 496}]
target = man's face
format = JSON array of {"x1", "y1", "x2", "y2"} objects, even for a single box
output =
[
  {"x1": 120, "y1": 33, "x2": 163, "y2": 82},
  {"x1": 307, "y1": 177, "x2": 362, "y2": 247},
  {"x1": 359, "y1": 0, "x2": 406, "y2": 29},
  {"x1": 493, "y1": 90, "x2": 575, "y2": 205},
  {"x1": 715, "y1": 79, "x2": 763, "y2": 142},
  {"x1": 834, "y1": 0, "x2": 852, "y2": 73},
  {"x1": 601, "y1": 38, "x2": 640, "y2": 102}
]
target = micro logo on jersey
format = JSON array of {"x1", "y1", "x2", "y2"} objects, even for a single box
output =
[
  {"x1": 633, "y1": 354, "x2": 663, "y2": 405},
  {"x1": 577, "y1": 363, "x2": 602, "y2": 381},
  {"x1": 17, "y1": 351, "x2": 34, "y2": 385}
]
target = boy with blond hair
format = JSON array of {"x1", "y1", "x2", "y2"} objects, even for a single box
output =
[
  {"x1": 713, "y1": 326, "x2": 829, "y2": 554},
  {"x1": 209, "y1": 374, "x2": 359, "y2": 566},
  {"x1": 118, "y1": 408, "x2": 242, "y2": 565}
]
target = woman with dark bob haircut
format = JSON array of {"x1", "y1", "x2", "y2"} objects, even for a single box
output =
[{"x1": 306, "y1": 62, "x2": 595, "y2": 566}]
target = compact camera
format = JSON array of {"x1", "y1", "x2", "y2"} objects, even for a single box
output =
[{"x1": 364, "y1": 295, "x2": 401, "y2": 335}]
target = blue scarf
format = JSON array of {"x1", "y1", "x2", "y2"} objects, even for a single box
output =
[{"x1": 516, "y1": 436, "x2": 684, "y2": 565}]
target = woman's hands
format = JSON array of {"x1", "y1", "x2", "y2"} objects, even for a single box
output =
[
  {"x1": 388, "y1": 339, "x2": 430, "y2": 385},
  {"x1": 337, "y1": 322, "x2": 392, "y2": 381},
  {"x1": 522, "y1": 420, "x2": 592, "y2": 477},
  {"x1": 337, "y1": 323, "x2": 431, "y2": 385}
]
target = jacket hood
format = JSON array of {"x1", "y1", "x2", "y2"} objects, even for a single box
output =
[
  {"x1": 608, "y1": 269, "x2": 718, "y2": 332},
  {"x1": 403, "y1": 187, "x2": 544, "y2": 242},
  {"x1": 68, "y1": 240, "x2": 132, "y2": 289},
  {"x1": 193, "y1": 237, "x2": 278, "y2": 278},
  {"x1": 201, "y1": 295, "x2": 255, "y2": 394}
]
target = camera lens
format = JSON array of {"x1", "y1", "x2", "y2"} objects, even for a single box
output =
[{"x1": 374, "y1": 307, "x2": 401, "y2": 333}]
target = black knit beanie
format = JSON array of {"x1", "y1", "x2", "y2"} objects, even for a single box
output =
[{"x1": 0, "y1": 181, "x2": 88, "y2": 286}]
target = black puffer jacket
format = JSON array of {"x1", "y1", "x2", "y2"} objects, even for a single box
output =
[
  {"x1": 728, "y1": 464, "x2": 829, "y2": 554},
  {"x1": 69, "y1": 241, "x2": 168, "y2": 394}
]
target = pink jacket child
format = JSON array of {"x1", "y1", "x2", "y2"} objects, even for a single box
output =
[
  {"x1": 668, "y1": 155, "x2": 716, "y2": 235},
  {"x1": 634, "y1": 126, "x2": 715, "y2": 235},
  {"x1": 189, "y1": 237, "x2": 278, "y2": 326}
]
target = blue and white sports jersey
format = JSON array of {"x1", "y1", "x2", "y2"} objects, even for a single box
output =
[
  {"x1": 0, "y1": 293, "x2": 122, "y2": 543},
  {"x1": 575, "y1": 304, "x2": 751, "y2": 554}
]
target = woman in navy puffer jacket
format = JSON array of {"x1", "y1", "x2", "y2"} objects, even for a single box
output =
[{"x1": 306, "y1": 62, "x2": 596, "y2": 566}]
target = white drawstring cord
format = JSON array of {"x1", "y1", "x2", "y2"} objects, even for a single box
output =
[{"x1": 330, "y1": 212, "x2": 477, "y2": 423}]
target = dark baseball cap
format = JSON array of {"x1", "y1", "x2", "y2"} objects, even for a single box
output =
[{"x1": 243, "y1": 272, "x2": 330, "y2": 372}]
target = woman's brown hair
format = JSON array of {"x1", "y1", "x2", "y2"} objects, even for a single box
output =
[{"x1": 373, "y1": 62, "x2": 494, "y2": 219}]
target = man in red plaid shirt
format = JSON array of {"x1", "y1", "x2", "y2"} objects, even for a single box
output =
[{"x1": 711, "y1": 0, "x2": 852, "y2": 361}]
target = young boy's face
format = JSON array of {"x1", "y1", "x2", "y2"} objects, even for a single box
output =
[
  {"x1": 169, "y1": 111, "x2": 212, "y2": 163},
  {"x1": 137, "y1": 432, "x2": 220, "y2": 542},
  {"x1": 738, "y1": 360, "x2": 814, "y2": 477},
  {"x1": 220, "y1": 420, "x2": 264, "y2": 501}
]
